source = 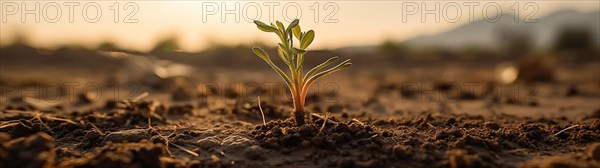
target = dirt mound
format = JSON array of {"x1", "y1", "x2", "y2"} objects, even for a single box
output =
[
  {"x1": 252, "y1": 116, "x2": 387, "y2": 149},
  {"x1": 250, "y1": 116, "x2": 396, "y2": 167}
]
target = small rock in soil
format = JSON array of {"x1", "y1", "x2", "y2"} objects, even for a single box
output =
[
  {"x1": 391, "y1": 144, "x2": 413, "y2": 159},
  {"x1": 282, "y1": 133, "x2": 302, "y2": 147},
  {"x1": 299, "y1": 124, "x2": 317, "y2": 137},
  {"x1": 244, "y1": 145, "x2": 265, "y2": 160}
]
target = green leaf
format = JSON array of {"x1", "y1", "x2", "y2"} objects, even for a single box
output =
[
  {"x1": 277, "y1": 45, "x2": 290, "y2": 65},
  {"x1": 304, "y1": 57, "x2": 339, "y2": 81},
  {"x1": 293, "y1": 48, "x2": 307, "y2": 68},
  {"x1": 252, "y1": 47, "x2": 269, "y2": 60},
  {"x1": 254, "y1": 20, "x2": 278, "y2": 32},
  {"x1": 279, "y1": 43, "x2": 296, "y2": 69},
  {"x1": 300, "y1": 30, "x2": 315, "y2": 49},
  {"x1": 277, "y1": 43, "x2": 290, "y2": 60},
  {"x1": 287, "y1": 19, "x2": 299, "y2": 33},
  {"x1": 252, "y1": 47, "x2": 293, "y2": 88},
  {"x1": 301, "y1": 59, "x2": 351, "y2": 97},
  {"x1": 292, "y1": 48, "x2": 307, "y2": 55},
  {"x1": 267, "y1": 60, "x2": 294, "y2": 89},
  {"x1": 292, "y1": 25, "x2": 302, "y2": 40},
  {"x1": 307, "y1": 59, "x2": 351, "y2": 82},
  {"x1": 277, "y1": 43, "x2": 287, "y2": 50},
  {"x1": 276, "y1": 21, "x2": 285, "y2": 34}
]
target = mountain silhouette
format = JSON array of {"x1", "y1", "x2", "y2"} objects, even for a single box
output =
[
  {"x1": 337, "y1": 10, "x2": 599, "y2": 53},
  {"x1": 402, "y1": 10, "x2": 600, "y2": 50}
]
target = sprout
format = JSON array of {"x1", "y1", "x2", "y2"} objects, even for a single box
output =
[{"x1": 251, "y1": 19, "x2": 351, "y2": 126}]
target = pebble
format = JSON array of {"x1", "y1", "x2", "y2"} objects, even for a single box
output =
[{"x1": 244, "y1": 145, "x2": 264, "y2": 160}]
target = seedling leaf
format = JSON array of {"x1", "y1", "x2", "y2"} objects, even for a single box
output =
[
  {"x1": 252, "y1": 47, "x2": 270, "y2": 60},
  {"x1": 252, "y1": 47, "x2": 293, "y2": 87},
  {"x1": 287, "y1": 19, "x2": 299, "y2": 33},
  {"x1": 300, "y1": 30, "x2": 315, "y2": 49},
  {"x1": 304, "y1": 57, "x2": 339, "y2": 82},
  {"x1": 292, "y1": 25, "x2": 302, "y2": 40},
  {"x1": 292, "y1": 48, "x2": 307, "y2": 55},
  {"x1": 306, "y1": 59, "x2": 351, "y2": 83},
  {"x1": 277, "y1": 46, "x2": 290, "y2": 65},
  {"x1": 254, "y1": 20, "x2": 278, "y2": 32},
  {"x1": 276, "y1": 21, "x2": 285, "y2": 33}
]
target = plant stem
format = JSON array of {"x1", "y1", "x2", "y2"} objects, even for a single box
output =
[{"x1": 292, "y1": 83, "x2": 305, "y2": 126}]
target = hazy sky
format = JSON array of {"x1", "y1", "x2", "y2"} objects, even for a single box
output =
[{"x1": 1, "y1": 1, "x2": 599, "y2": 52}]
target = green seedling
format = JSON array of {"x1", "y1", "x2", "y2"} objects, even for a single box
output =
[{"x1": 252, "y1": 19, "x2": 351, "y2": 126}]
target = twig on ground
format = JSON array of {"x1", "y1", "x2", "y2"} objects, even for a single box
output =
[
  {"x1": 257, "y1": 96, "x2": 266, "y2": 126},
  {"x1": 2, "y1": 110, "x2": 78, "y2": 134},
  {"x1": 146, "y1": 121, "x2": 173, "y2": 157},
  {"x1": 319, "y1": 112, "x2": 331, "y2": 133},
  {"x1": 146, "y1": 125, "x2": 198, "y2": 157},
  {"x1": 426, "y1": 122, "x2": 437, "y2": 129},
  {"x1": 88, "y1": 122, "x2": 105, "y2": 135},
  {"x1": 44, "y1": 116, "x2": 77, "y2": 124},
  {"x1": 351, "y1": 118, "x2": 365, "y2": 127},
  {"x1": 170, "y1": 142, "x2": 199, "y2": 157},
  {"x1": 311, "y1": 113, "x2": 334, "y2": 123},
  {"x1": 553, "y1": 125, "x2": 579, "y2": 137},
  {"x1": 131, "y1": 92, "x2": 149, "y2": 101},
  {"x1": 418, "y1": 114, "x2": 436, "y2": 129},
  {"x1": 0, "y1": 122, "x2": 19, "y2": 129}
]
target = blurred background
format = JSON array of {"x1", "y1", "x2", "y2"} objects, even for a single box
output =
[{"x1": 1, "y1": 1, "x2": 599, "y2": 119}]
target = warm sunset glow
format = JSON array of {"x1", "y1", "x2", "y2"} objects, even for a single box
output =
[{"x1": 1, "y1": 1, "x2": 598, "y2": 52}]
